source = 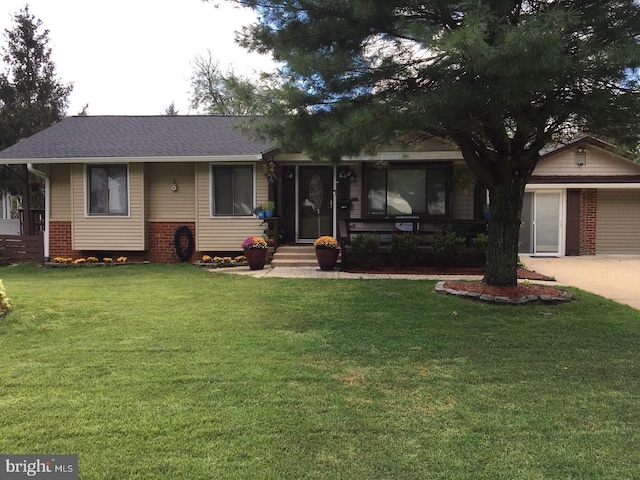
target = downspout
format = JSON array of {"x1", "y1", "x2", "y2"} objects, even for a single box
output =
[{"x1": 27, "y1": 163, "x2": 50, "y2": 261}]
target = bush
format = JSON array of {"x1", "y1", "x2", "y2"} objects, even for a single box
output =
[
  {"x1": 471, "y1": 233, "x2": 488, "y2": 265},
  {"x1": 432, "y1": 230, "x2": 465, "y2": 266},
  {"x1": 0, "y1": 279, "x2": 13, "y2": 317},
  {"x1": 389, "y1": 233, "x2": 420, "y2": 268},
  {"x1": 352, "y1": 233, "x2": 381, "y2": 269}
]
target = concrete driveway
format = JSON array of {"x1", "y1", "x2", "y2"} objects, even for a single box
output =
[{"x1": 522, "y1": 255, "x2": 640, "y2": 310}]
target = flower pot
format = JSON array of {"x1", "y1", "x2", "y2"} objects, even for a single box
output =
[
  {"x1": 264, "y1": 209, "x2": 274, "y2": 218},
  {"x1": 244, "y1": 248, "x2": 268, "y2": 270},
  {"x1": 315, "y1": 248, "x2": 339, "y2": 271}
]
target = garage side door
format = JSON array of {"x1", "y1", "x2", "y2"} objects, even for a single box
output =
[{"x1": 596, "y1": 189, "x2": 640, "y2": 254}]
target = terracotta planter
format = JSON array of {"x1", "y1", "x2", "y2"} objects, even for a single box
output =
[
  {"x1": 315, "y1": 248, "x2": 339, "y2": 271},
  {"x1": 244, "y1": 248, "x2": 268, "y2": 270}
]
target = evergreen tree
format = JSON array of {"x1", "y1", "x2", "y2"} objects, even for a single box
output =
[
  {"x1": 162, "y1": 101, "x2": 179, "y2": 115},
  {"x1": 230, "y1": 0, "x2": 640, "y2": 286},
  {"x1": 0, "y1": 6, "x2": 72, "y2": 233}
]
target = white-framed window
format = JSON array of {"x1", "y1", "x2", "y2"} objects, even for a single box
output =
[
  {"x1": 211, "y1": 164, "x2": 254, "y2": 216},
  {"x1": 87, "y1": 164, "x2": 129, "y2": 216}
]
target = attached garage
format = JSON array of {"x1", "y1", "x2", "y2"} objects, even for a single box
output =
[{"x1": 596, "y1": 189, "x2": 640, "y2": 254}]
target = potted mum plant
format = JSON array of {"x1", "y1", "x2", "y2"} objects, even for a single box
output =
[
  {"x1": 242, "y1": 236, "x2": 268, "y2": 270},
  {"x1": 314, "y1": 235, "x2": 339, "y2": 270}
]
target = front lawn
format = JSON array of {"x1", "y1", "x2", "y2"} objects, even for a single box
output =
[{"x1": 1, "y1": 264, "x2": 639, "y2": 479}]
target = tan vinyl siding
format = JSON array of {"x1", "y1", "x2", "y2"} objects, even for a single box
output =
[
  {"x1": 50, "y1": 164, "x2": 72, "y2": 221},
  {"x1": 146, "y1": 162, "x2": 196, "y2": 221},
  {"x1": 451, "y1": 189, "x2": 474, "y2": 219},
  {"x1": 451, "y1": 162, "x2": 475, "y2": 219},
  {"x1": 535, "y1": 149, "x2": 640, "y2": 177},
  {"x1": 596, "y1": 189, "x2": 640, "y2": 254},
  {"x1": 346, "y1": 163, "x2": 362, "y2": 215},
  {"x1": 71, "y1": 163, "x2": 146, "y2": 250},
  {"x1": 195, "y1": 161, "x2": 267, "y2": 251}
]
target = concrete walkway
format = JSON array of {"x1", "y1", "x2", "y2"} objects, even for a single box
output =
[
  {"x1": 522, "y1": 255, "x2": 640, "y2": 310},
  {"x1": 207, "y1": 265, "x2": 483, "y2": 281}
]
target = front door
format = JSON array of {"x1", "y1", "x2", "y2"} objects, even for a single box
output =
[
  {"x1": 297, "y1": 166, "x2": 334, "y2": 242},
  {"x1": 519, "y1": 191, "x2": 563, "y2": 255}
]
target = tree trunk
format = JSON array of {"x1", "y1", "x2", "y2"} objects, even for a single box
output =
[{"x1": 483, "y1": 177, "x2": 528, "y2": 286}]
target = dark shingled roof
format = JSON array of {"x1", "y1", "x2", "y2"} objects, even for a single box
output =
[{"x1": 0, "y1": 115, "x2": 276, "y2": 160}]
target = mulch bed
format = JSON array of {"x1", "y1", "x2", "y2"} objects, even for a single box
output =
[{"x1": 438, "y1": 281, "x2": 571, "y2": 302}]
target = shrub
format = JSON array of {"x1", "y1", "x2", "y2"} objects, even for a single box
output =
[
  {"x1": 432, "y1": 230, "x2": 465, "y2": 266},
  {"x1": 352, "y1": 233, "x2": 381, "y2": 269},
  {"x1": 0, "y1": 279, "x2": 13, "y2": 317},
  {"x1": 389, "y1": 233, "x2": 420, "y2": 268},
  {"x1": 471, "y1": 234, "x2": 488, "y2": 265}
]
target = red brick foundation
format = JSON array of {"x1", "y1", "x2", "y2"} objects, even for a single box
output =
[
  {"x1": 48, "y1": 221, "x2": 202, "y2": 263},
  {"x1": 147, "y1": 222, "x2": 198, "y2": 263},
  {"x1": 579, "y1": 189, "x2": 597, "y2": 255},
  {"x1": 49, "y1": 221, "x2": 75, "y2": 259}
]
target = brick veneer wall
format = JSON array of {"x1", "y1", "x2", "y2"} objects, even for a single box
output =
[
  {"x1": 579, "y1": 189, "x2": 597, "y2": 255},
  {"x1": 48, "y1": 220, "x2": 201, "y2": 263},
  {"x1": 48, "y1": 221, "x2": 74, "y2": 259},
  {"x1": 147, "y1": 222, "x2": 198, "y2": 263}
]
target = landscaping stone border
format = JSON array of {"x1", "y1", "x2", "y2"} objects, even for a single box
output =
[
  {"x1": 194, "y1": 260, "x2": 248, "y2": 269},
  {"x1": 44, "y1": 261, "x2": 149, "y2": 268},
  {"x1": 435, "y1": 281, "x2": 574, "y2": 305}
]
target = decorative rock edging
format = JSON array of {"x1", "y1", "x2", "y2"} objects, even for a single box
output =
[
  {"x1": 44, "y1": 261, "x2": 149, "y2": 268},
  {"x1": 194, "y1": 260, "x2": 248, "y2": 269},
  {"x1": 434, "y1": 281, "x2": 573, "y2": 305}
]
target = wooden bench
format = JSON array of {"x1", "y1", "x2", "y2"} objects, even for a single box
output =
[{"x1": 338, "y1": 217, "x2": 487, "y2": 270}]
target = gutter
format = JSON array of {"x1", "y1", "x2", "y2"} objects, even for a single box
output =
[{"x1": 27, "y1": 164, "x2": 50, "y2": 261}]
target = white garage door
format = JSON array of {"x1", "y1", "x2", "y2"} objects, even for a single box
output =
[{"x1": 596, "y1": 189, "x2": 640, "y2": 254}]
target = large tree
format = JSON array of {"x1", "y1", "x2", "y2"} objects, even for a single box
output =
[
  {"x1": 0, "y1": 6, "x2": 72, "y2": 233},
  {"x1": 190, "y1": 50, "x2": 267, "y2": 115},
  {"x1": 226, "y1": 0, "x2": 640, "y2": 286}
]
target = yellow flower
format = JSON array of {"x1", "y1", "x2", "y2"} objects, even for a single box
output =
[
  {"x1": 73, "y1": 258, "x2": 86, "y2": 264},
  {"x1": 202, "y1": 255, "x2": 213, "y2": 263},
  {"x1": 87, "y1": 256, "x2": 99, "y2": 262},
  {"x1": 103, "y1": 257, "x2": 113, "y2": 263},
  {"x1": 116, "y1": 256, "x2": 127, "y2": 263},
  {"x1": 314, "y1": 236, "x2": 339, "y2": 249}
]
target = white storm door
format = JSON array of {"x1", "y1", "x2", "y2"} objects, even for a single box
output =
[{"x1": 519, "y1": 191, "x2": 563, "y2": 255}]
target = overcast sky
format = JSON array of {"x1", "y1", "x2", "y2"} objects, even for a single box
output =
[{"x1": 0, "y1": 0, "x2": 275, "y2": 116}]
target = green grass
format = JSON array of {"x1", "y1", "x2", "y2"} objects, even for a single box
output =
[{"x1": 1, "y1": 263, "x2": 640, "y2": 479}]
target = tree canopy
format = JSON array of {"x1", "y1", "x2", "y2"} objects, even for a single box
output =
[
  {"x1": 0, "y1": 6, "x2": 72, "y2": 232},
  {"x1": 190, "y1": 50, "x2": 268, "y2": 115},
  {"x1": 228, "y1": 0, "x2": 640, "y2": 285},
  {"x1": 0, "y1": 6, "x2": 72, "y2": 151}
]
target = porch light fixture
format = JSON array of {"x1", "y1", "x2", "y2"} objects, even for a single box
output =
[
  {"x1": 575, "y1": 147, "x2": 587, "y2": 166},
  {"x1": 171, "y1": 179, "x2": 178, "y2": 192}
]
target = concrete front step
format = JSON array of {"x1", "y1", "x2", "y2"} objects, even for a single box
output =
[{"x1": 271, "y1": 245, "x2": 341, "y2": 268}]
